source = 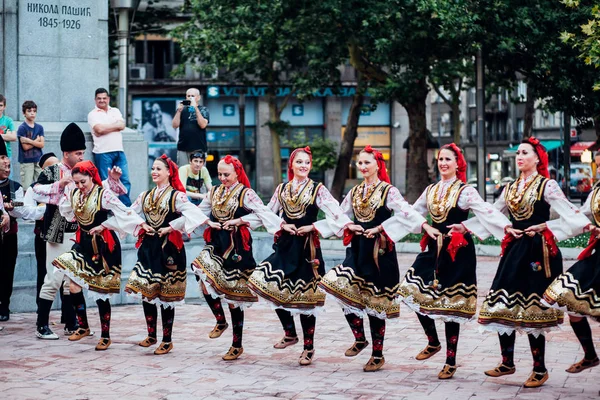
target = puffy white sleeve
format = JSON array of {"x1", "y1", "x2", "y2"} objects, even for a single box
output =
[
  {"x1": 411, "y1": 188, "x2": 430, "y2": 217},
  {"x1": 381, "y1": 187, "x2": 427, "y2": 242},
  {"x1": 459, "y1": 186, "x2": 511, "y2": 240},
  {"x1": 544, "y1": 179, "x2": 590, "y2": 241},
  {"x1": 32, "y1": 181, "x2": 70, "y2": 205},
  {"x1": 267, "y1": 184, "x2": 283, "y2": 214},
  {"x1": 197, "y1": 188, "x2": 213, "y2": 217},
  {"x1": 580, "y1": 191, "x2": 594, "y2": 221},
  {"x1": 130, "y1": 192, "x2": 145, "y2": 216},
  {"x1": 313, "y1": 185, "x2": 352, "y2": 237},
  {"x1": 102, "y1": 177, "x2": 127, "y2": 196},
  {"x1": 58, "y1": 186, "x2": 75, "y2": 222},
  {"x1": 314, "y1": 190, "x2": 353, "y2": 238},
  {"x1": 169, "y1": 191, "x2": 210, "y2": 234},
  {"x1": 239, "y1": 189, "x2": 283, "y2": 234},
  {"x1": 101, "y1": 189, "x2": 145, "y2": 236},
  {"x1": 8, "y1": 186, "x2": 45, "y2": 221}
]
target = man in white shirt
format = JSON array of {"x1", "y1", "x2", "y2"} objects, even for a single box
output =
[{"x1": 87, "y1": 88, "x2": 131, "y2": 206}]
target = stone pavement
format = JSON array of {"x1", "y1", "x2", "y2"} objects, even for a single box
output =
[{"x1": 1, "y1": 254, "x2": 599, "y2": 400}]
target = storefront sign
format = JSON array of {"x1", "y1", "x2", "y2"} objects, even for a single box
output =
[{"x1": 206, "y1": 86, "x2": 363, "y2": 98}]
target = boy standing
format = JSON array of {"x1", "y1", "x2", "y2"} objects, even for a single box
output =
[
  {"x1": 178, "y1": 151, "x2": 212, "y2": 205},
  {"x1": 17, "y1": 101, "x2": 44, "y2": 188},
  {"x1": 0, "y1": 94, "x2": 16, "y2": 158}
]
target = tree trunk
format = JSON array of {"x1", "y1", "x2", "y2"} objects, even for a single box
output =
[
  {"x1": 594, "y1": 115, "x2": 600, "y2": 143},
  {"x1": 331, "y1": 91, "x2": 364, "y2": 200},
  {"x1": 404, "y1": 87, "x2": 430, "y2": 203},
  {"x1": 452, "y1": 101, "x2": 461, "y2": 145},
  {"x1": 522, "y1": 84, "x2": 535, "y2": 139},
  {"x1": 267, "y1": 94, "x2": 283, "y2": 188}
]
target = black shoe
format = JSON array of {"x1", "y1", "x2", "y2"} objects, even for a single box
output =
[
  {"x1": 0, "y1": 314, "x2": 9, "y2": 322},
  {"x1": 36, "y1": 325, "x2": 59, "y2": 340}
]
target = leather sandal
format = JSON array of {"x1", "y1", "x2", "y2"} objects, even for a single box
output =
[
  {"x1": 153, "y1": 342, "x2": 173, "y2": 355},
  {"x1": 523, "y1": 370, "x2": 549, "y2": 388},
  {"x1": 68, "y1": 327, "x2": 91, "y2": 341},
  {"x1": 138, "y1": 336, "x2": 158, "y2": 347},
  {"x1": 438, "y1": 364, "x2": 457, "y2": 379},
  {"x1": 95, "y1": 338, "x2": 112, "y2": 351},
  {"x1": 415, "y1": 344, "x2": 441, "y2": 360},
  {"x1": 345, "y1": 340, "x2": 369, "y2": 357},
  {"x1": 298, "y1": 349, "x2": 315, "y2": 366},
  {"x1": 566, "y1": 357, "x2": 600, "y2": 373},
  {"x1": 363, "y1": 356, "x2": 385, "y2": 372},
  {"x1": 274, "y1": 336, "x2": 299, "y2": 349},
  {"x1": 222, "y1": 346, "x2": 244, "y2": 361},
  {"x1": 209, "y1": 323, "x2": 229, "y2": 339},
  {"x1": 484, "y1": 363, "x2": 516, "y2": 377}
]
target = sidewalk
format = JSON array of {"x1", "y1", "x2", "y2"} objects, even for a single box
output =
[{"x1": 1, "y1": 254, "x2": 599, "y2": 400}]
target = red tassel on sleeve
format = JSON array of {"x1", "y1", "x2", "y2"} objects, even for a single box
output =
[
  {"x1": 101, "y1": 229, "x2": 116, "y2": 253},
  {"x1": 135, "y1": 229, "x2": 146, "y2": 249},
  {"x1": 168, "y1": 230, "x2": 184, "y2": 251},
  {"x1": 239, "y1": 225, "x2": 251, "y2": 251},
  {"x1": 312, "y1": 232, "x2": 321, "y2": 249},
  {"x1": 578, "y1": 234, "x2": 599, "y2": 260},
  {"x1": 75, "y1": 227, "x2": 82, "y2": 244},
  {"x1": 419, "y1": 233, "x2": 429, "y2": 252},
  {"x1": 343, "y1": 229, "x2": 354, "y2": 246},
  {"x1": 500, "y1": 234, "x2": 514, "y2": 256},
  {"x1": 541, "y1": 229, "x2": 559, "y2": 258},
  {"x1": 203, "y1": 227, "x2": 212, "y2": 244}
]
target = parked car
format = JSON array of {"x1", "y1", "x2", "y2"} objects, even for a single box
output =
[
  {"x1": 493, "y1": 177, "x2": 514, "y2": 200},
  {"x1": 467, "y1": 177, "x2": 500, "y2": 197}
]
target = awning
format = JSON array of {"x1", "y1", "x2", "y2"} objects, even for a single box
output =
[
  {"x1": 505, "y1": 139, "x2": 562, "y2": 154},
  {"x1": 570, "y1": 141, "x2": 595, "y2": 157}
]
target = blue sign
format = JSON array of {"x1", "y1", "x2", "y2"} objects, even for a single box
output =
[
  {"x1": 207, "y1": 86, "x2": 220, "y2": 98},
  {"x1": 206, "y1": 85, "x2": 364, "y2": 98},
  {"x1": 223, "y1": 104, "x2": 235, "y2": 117},
  {"x1": 291, "y1": 105, "x2": 304, "y2": 116}
]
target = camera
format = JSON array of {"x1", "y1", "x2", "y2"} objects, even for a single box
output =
[{"x1": 182, "y1": 100, "x2": 191, "y2": 106}]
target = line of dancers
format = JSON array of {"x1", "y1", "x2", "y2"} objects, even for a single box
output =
[{"x1": 5, "y1": 125, "x2": 600, "y2": 389}]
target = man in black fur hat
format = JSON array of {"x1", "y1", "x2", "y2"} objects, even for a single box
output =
[{"x1": 31, "y1": 123, "x2": 126, "y2": 339}]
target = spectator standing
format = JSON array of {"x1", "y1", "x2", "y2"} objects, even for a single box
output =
[
  {"x1": 87, "y1": 88, "x2": 131, "y2": 206},
  {"x1": 0, "y1": 94, "x2": 16, "y2": 158},
  {"x1": 178, "y1": 151, "x2": 212, "y2": 206},
  {"x1": 172, "y1": 88, "x2": 209, "y2": 165},
  {"x1": 17, "y1": 101, "x2": 45, "y2": 188}
]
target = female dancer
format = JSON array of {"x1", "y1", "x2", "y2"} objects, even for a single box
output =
[
  {"x1": 126, "y1": 155, "x2": 208, "y2": 355},
  {"x1": 247, "y1": 147, "x2": 351, "y2": 366},
  {"x1": 192, "y1": 155, "x2": 283, "y2": 361},
  {"x1": 318, "y1": 146, "x2": 434, "y2": 372},
  {"x1": 543, "y1": 182, "x2": 600, "y2": 373},
  {"x1": 52, "y1": 161, "x2": 142, "y2": 350},
  {"x1": 478, "y1": 138, "x2": 589, "y2": 387},
  {"x1": 398, "y1": 144, "x2": 511, "y2": 379}
]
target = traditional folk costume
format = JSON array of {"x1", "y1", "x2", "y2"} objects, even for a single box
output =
[
  {"x1": 318, "y1": 146, "x2": 426, "y2": 372},
  {"x1": 543, "y1": 183, "x2": 600, "y2": 372},
  {"x1": 247, "y1": 147, "x2": 351, "y2": 365},
  {"x1": 32, "y1": 123, "x2": 126, "y2": 339},
  {"x1": 192, "y1": 155, "x2": 282, "y2": 361},
  {"x1": 478, "y1": 138, "x2": 589, "y2": 387},
  {"x1": 397, "y1": 144, "x2": 510, "y2": 379},
  {"x1": 125, "y1": 155, "x2": 208, "y2": 355},
  {"x1": 52, "y1": 161, "x2": 142, "y2": 350}
]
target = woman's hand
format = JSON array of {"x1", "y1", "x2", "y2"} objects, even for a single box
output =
[
  {"x1": 206, "y1": 220, "x2": 222, "y2": 230},
  {"x1": 89, "y1": 225, "x2": 106, "y2": 235},
  {"x1": 296, "y1": 225, "x2": 315, "y2": 236},
  {"x1": 505, "y1": 226, "x2": 524, "y2": 239},
  {"x1": 157, "y1": 226, "x2": 174, "y2": 237},
  {"x1": 281, "y1": 223, "x2": 297, "y2": 235},
  {"x1": 0, "y1": 214, "x2": 9, "y2": 229},
  {"x1": 524, "y1": 223, "x2": 547, "y2": 236},
  {"x1": 140, "y1": 222, "x2": 156, "y2": 234},
  {"x1": 346, "y1": 224, "x2": 364, "y2": 235},
  {"x1": 222, "y1": 218, "x2": 245, "y2": 230},
  {"x1": 422, "y1": 223, "x2": 442, "y2": 240},
  {"x1": 364, "y1": 226, "x2": 382, "y2": 239},
  {"x1": 447, "y1": 223, "x2": 467, "y2": 235}
]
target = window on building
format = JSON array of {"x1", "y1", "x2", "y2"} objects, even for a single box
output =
[
  {"x1": 516, "y1": 81, "x2": 527, "y2": 102},
  {"x1": 133, "y1": 39, "x2": 182, "y2": 80},
  {"x1": 468, "y1": 88, "x2": 476, "y2": 107}
]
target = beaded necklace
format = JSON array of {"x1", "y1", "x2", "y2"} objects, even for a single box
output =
[{"x1": 507, "y1": 172, "x2": 537, "y2": 210}]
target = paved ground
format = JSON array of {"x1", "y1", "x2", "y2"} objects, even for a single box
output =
[{"x1": 1, "y1": 254, "x2": 599, "y2": 400}]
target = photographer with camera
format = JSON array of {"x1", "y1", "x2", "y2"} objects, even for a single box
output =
[{"x1": 172, "y1": 88, "x2": 210, "y2": 165}]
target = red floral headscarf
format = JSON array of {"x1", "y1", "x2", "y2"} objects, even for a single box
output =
[
  {"x1": 523, "y1": 137, "x2": 549, "y2": 178},
  {"x1": 72, "y1": 160, "x2": 102, "y2": 186},
  {"x1": 157, "y1": 154, "x2": 186, "y2": 192},
  {"x1": 222, "y1": 155, "x2": 251, "y2": 188},
  {"x1": 361, "y1": 145, "x2": 390, "y2": 183},
  {"x1": 439, "y1": 143, "x2": 467, "y2": 183},
  {"x1": 288, "y1": 146, "x2": 312, "y2": 181}
]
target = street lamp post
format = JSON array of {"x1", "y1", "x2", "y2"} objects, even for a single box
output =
[{"x1": 238, "y1": 93, "x2": 246, "y2": 167}]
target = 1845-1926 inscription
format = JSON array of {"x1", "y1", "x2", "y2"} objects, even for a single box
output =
[{"x1": 26, "y1": 2, "x2": 92, "y2": 30}]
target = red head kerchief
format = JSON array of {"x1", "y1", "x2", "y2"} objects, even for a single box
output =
[
  {"x1": 288, "y1": 146, "x2": 312, "y2": 181},
  {"x1": 440, "y1": 143, "x2": 467, "y2": 183},
  {"x1": 362, "y1": 145, "x2": 390, "y2": 183},
  {"x1": 158, "y1": 154, "x2": 186, "y2": 192},
  {"x1": 222, "y1": 155, "x2": 251, "y2": 188},
  {"x1": 523, "y1": 137, "x2": 549, "y2": 178},
  {"x1": 72, "y1": 160, "x2": 102, "y2": 186}
]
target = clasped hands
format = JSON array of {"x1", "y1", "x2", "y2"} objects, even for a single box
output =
[
  {"x1": 282, "y1": 223, "x2": 315, "y2": 236},
  {"x1": 140, "y1": 222, "x2": 174, "y2": 237},
  {"x1": 504, "y1": 223, "x2": 546, "y2": 239},
  {"x1": 206, "y1": 218, "x2": 247, "y2": 231}
]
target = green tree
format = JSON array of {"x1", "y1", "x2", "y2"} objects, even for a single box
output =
[{"x1": 173, "y1": 1, "x2": 345, "y2": 192}]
